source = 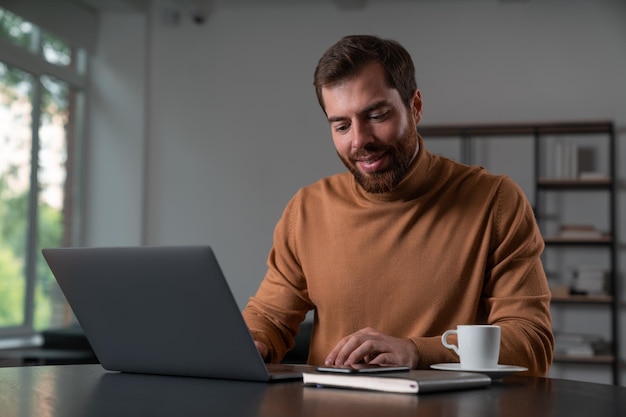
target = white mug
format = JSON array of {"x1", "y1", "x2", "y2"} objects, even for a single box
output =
[{"x1": 441, "y1": 325, "x2": 501, "y2": 370}]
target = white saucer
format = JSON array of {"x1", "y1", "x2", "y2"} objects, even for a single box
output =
[{"x1": 430, "y1": 363, "x2": 528, "y2": 379}]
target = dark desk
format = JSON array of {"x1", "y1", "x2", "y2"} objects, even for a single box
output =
[{"x1": 0, "y1": 364, "x2": 624, "y2": 417}]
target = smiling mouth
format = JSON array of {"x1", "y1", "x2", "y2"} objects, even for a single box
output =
[
  {"x1": 355, "y1": 152, "x2": 387, "y2": 173},
  {"x1": 354, "y1": 150, "x2": 385, "y2": 162}
]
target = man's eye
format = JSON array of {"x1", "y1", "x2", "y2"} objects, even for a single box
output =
[
  {"x1": 334, "y1": 124, "x2": 350, "y2": 133},
  {"x1": 369, "y1": 111, "x2": 388, "y2": 121}
]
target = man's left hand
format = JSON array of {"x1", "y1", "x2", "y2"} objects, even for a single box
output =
[{"x1": 324, "y1": 327, "x2": 419, "y2": 368}]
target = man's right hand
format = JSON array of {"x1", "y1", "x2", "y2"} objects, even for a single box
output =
[{"x1": 254, "y1": 340, "x2": 269, "y2": 361}]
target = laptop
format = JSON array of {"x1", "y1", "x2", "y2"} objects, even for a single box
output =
[{"x1": 42, "y1": 245, "x2": 306, "y2": 382}]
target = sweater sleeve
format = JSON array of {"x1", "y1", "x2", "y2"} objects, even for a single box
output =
[
  {"x1": 242, "y1": 191, "x2": 313, "y2": 363},
  {"x1": 482, "y1": 176, "x2": 554, "y2": 376}
]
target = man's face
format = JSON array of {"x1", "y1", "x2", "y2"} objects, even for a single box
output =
[{"x1": 321, "y1": 62, "x2": 422, "y2": 193}]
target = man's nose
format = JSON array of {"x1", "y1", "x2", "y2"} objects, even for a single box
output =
[{"x1": 351, "y1": 120, "x2": 374, "y2": 150}]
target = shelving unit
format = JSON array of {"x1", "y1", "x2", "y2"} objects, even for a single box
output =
[{"x1": 419, "y1": 121, "x2": 619, "y2": 385}]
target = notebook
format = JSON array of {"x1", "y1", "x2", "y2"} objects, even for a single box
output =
[
  {"x1": 42, "y1": 245, "x2": 306, "y2": 382},
  {"x1": 302, "y1": 369, "x2": 491, "y2": 394}
]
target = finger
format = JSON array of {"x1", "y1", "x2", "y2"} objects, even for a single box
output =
[
  {"x1": 368, "y1": 339, "x2": 418, "y2": 368},
  {"x1": 327, "y1": 336, "x2": 362, "y2": 366},
  {"x1": 325, "y1": 328, "x2": 380, "y2": 366},
  {"x1": 254, "y1": 341, "x2": 269, "y2": 361},
  {"x1": 324, "y1": 335, "x2": 348, "y2": 365},
  {"x1": 328, "y1": 331, "x2": 377, "y2": 366},
  {"x1": 344, "y1": 339, "x2": 381, "y2": 366},
  {"x1": 367, "y1": 352, "x2": 397, "y2": 366}
]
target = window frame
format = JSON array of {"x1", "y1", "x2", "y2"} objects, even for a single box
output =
[{"x1": 0, "y1": 16, "x2": 87, "y2": 340}]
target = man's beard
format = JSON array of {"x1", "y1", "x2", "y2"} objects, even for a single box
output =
[{"x1": 338, "y1": 119, "x2": 418, "y2": 194}]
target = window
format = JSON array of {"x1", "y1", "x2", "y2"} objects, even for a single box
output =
[{"x1": 0, "y1": 6, "x2": 86, "y2": 339}]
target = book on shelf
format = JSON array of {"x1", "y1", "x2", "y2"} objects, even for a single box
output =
[
  {"x1": 556, "y1": 343, "x2": 595, "y2": 357},
  {"x1": 578, "y1": 172, "x2": 610, "y2": 181},
  {"x1": 554, "y1": 140, "x2": 575, "y2": 178},
  {"x1": 557, "y1": 224, "x2": 604, "y2": 239},
  {"x1": 549, "y1": 285, "x2": 570, "y2": 298},
  {"x1": 554, "y1": 333, "x2": 611, "y2": 357},
  {"x1": 302, "y1": 369, "x2": 491, "y2": 395},
  {"x1": 576, "y1": 146, "x2": 596, "y2": 177},
  {"x1": 553, "y1": 142, "x2": 601, "y2": 179},
  {"x1": 571, "y1": 266, "x2": 608, "y2": 295}
]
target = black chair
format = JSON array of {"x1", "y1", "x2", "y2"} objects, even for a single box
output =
[{"x1": 281, "y1": 321, "x2": 312, "y2": 364}]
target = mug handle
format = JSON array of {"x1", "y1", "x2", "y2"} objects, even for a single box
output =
[{"x1": 441, "y1": 329, "x2": 460, "y2": 356}]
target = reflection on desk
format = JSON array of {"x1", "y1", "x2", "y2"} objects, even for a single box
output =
[{"x1": 0, "y1": 364, "x2": 624, "y2": 417}]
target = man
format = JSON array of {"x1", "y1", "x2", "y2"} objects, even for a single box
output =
[{"x1": 243, "y1": 35, "x2": 554, "y2": 376}]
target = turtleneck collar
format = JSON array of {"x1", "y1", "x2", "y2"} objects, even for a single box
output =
[{"x1": 351, "y1": 135, "x2": 437, "y2": 203}]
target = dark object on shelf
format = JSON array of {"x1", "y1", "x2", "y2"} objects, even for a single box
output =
[{"x1": 0, "y1": 325, "x2": 98, "y2": 368}]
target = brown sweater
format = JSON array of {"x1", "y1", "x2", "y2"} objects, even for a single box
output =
[{"x1": 243, "y1": 138, "x2": 554, "y2": 376}]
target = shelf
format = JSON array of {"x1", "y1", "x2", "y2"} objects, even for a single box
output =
[
  {"x1": 537, "y1": 178, "x2": 612, "y2": 189},
  {"x1": 553, "y1": 354, "x2": 615, "y2": 364},
  {"x1": 418, "y1": 120, "x2": 613, "y2": 137},
  {"x1": 543, "y1": 236, "x2": 612, "y2": 245},
  {"x1": 551, "y1": 295, "x2": 613, "y2": 304}
]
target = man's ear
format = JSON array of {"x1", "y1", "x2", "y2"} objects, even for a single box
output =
[{"x1": 411, "y1": 89, "x2": 423, "y2": 124}]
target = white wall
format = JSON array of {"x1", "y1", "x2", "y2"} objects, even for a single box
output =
[
  {"x1": 85, "y1": 0, "x2": 626, "y2": 384},
  {"x1": 85, "y1": 13, "x2": 146, "y2": 245}
]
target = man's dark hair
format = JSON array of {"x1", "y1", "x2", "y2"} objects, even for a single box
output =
[{"x1": 313, "y1": 35, "x2": 417, "y2": 111}]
